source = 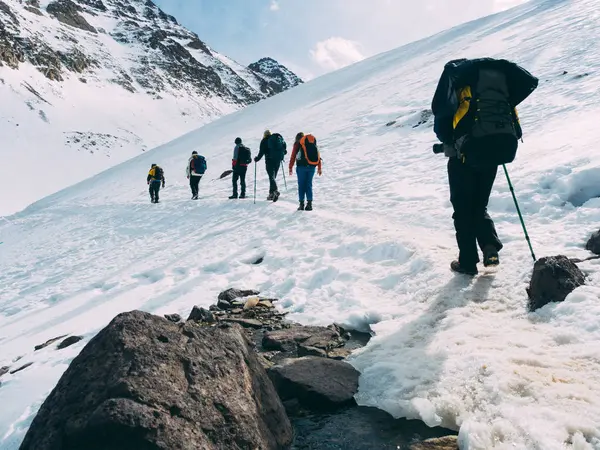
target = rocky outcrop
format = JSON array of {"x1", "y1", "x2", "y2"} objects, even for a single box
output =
[
  {"x1": 248, "y1": 57, "x2": 303, "y2": 94},
  {"x1": 410, "y1": 436, "x2": 458, "y2": 449},
  {"x1": 585, "y1": 229, "x2": 600, "y2": 255},
  {"x1": 263, "y1": 325, "x2": 347, "y2": 357},
  {"x1": 527, "y1": 255, "x2": 585, "y2": 311},
  {"x1": 20, "y1": 310, "x2": 293, "y2": 450},
  {"x1": 218, "y1": 288, "x2": 260, "y2": 302},
  {"x1": 57, "y1": 335, "x2": 83, "y2": 349},
  {"x1": 46, "y1": 0, "x2": 97, "y2": 33},
  {"x1": 268, "y1": 357, "x2": 359, "y2": 410}
]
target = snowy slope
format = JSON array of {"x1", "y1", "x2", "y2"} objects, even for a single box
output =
[
  {"x1": 0, "y1": 0, "x2": 302, "y2": 216},
  {"x1": 2, "y1": 0, "x2": 600, "y2": 448}
]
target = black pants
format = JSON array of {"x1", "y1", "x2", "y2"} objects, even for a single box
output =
[
  {"x1": 448, "y1": 157, "x2": 503, "y2": 268},
  {"x1": 190, "y1": 175, "x2": 202, "y2": 197},
  {"x1": 232, "y1": 166, "x2": 247, "y2": 196},
  {"x1": 149, "y1": 181, "x2": 161, "y2": 202},
  {"x1": 266, "y1": 160, "x2": 280, "y2": 194}
]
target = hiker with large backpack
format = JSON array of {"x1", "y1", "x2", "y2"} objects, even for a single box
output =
[
  {"x1": 432, "y1": 57, "x2": 538, "y2": 275},
  {"x1": 147, "y1": 163, "x2": 165, "y2": 203},
  {"x1": 230, "y1": 137, "x2": 252, "y2": 199},
  {"x1": 289, "y1": 132, "x2": 322, "y2": 211},
  {"x1": 186, "y1": 151, "x2": 207, "y2": 200},
  {"x1": 254, "y1": 130, "x2": 287, "y2": 202}
]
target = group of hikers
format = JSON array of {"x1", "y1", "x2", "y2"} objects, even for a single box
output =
[
  {"x1": 146, "y1": 129, "x2": 322, "y2": 211},
  {"x1": 148, "y1": 57, "x2": 539, "y2": 276}
]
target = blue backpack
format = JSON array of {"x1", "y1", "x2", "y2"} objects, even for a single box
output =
[{"x1": 193, "y1": 156, "x2": 207, "y2": 174}]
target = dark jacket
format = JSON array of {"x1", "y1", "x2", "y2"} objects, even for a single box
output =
[
  {"x1": 255, "y1": 137, "x2": 271, "y2": 162},
  {"x1": 147, "y1": 166, "x2": 165, "y2": 185}
]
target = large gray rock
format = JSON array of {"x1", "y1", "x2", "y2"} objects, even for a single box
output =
[
  {"x1": 218, "y1": 288, "x2": 260, "y2": 302},
  {"x1": 527, "y1": 255, "x2": 585, "y2": 311},
  {"x1": 20, "y1": 311, "x2": 292, "y2": 450},
  {"x1": 585, "y1": 229, "x2": 600, "y2": 255},
  {"x1": 263, "y1": 325, "x2": 346, "y2": 354},
  {"x1": 268, "y1": 357, "x2": 359, "y2": 410}
]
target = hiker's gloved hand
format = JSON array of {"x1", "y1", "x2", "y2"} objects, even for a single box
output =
[
  {"x1": 318, "y1": 169, "x2": 322, "y2": 176},
  {"x1": 289, "y1": 169, "x2": 292, "y2": 176},
  {"x1": 147, "y1": 181, "x2": 150, "y2": 185},
  {"x1": 254, "y1": 157, "x2": 259, "y2": 162},
  {"x1": 162, "y1": 182, "x2": 165, "y2": 188}
]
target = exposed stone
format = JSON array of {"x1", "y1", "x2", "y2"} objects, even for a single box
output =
[
  {"x1": 527, "y1": 255, "x2": 585, "y2": 311},
  {"x1": 327, "y1": 348, "x2": 353, "y2": 360},
  {"x1": 27, "y1": 0, "x2": 41, "y2": 7},
  {"x1": 263, "y1": 325, "x2": 345, "y2": 353},
  {"x1": 20, "y1": 310, "x2": 293, "y2": 450},
  {"x1": 0, "y1": 366, "x2": 9, "y2": 377},
  {"x1": 57, "y1": 335, "x2": 83, "y2": 349},
  {"x1": 243, "y1": 296, "x2": 260, "y2": 310},
  {"x1": 24, "y1": 5, "x2": 43, "y2": 15},
  {"x1": 10, "y1": 362, "x2": 33, "y2": 374},
  {"x1": 297, "y1": 345, "x2": 327, "y2": 358},
  {"x1": 35, "y1": 334, "x2": 68, "y2": 351},
  {"x1": 163, "y1": 313, "x2": 181, "y2": 323},
  {"x1": 219, "y1": 169, "x2": 233, "y2": 179},
  {"x1": 47, "y1": 0, "x2": 97, "y2": 34},
  {"x1": 187, "y1": 37, "x2": 211, "y2": 54},
  {"x1": 223, "y1": 318, "x2": 264, "y2": 329},
  {"x1": 186, "y1": 305, "x2": 216, "y2": 323},
  {"x1": 0, "y1": 0, "x2": 18, "y2": 24},
  {"x1": 217, "y1": 299, "x2": 233, "y2": 310},
  {"x1": 585, "y1": 229, "x2": 600, "y2": 255},
  {"x1": 268, "y1": 357, "x2": 359, "y2": 410},
  {"x1": 410, "y1": 436, "x2": 459, "y2": 449},
  {"x1": 258, "y1": 300, "x2": 273, "y2": 308},
  {"x1": 218, "y1": 288, "x2": 260, "y2": 302}
]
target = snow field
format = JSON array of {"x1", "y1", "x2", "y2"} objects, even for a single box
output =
[{"x1": 2, "y1": 0, "x2": 600, "y2": 448}]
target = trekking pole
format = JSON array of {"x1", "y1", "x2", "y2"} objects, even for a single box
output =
[
  {"x1": 281, "y1": 161, "x2": 287, "y2": 191},
  {"x1": 253, "y1": 161, "x2": 257, "y2": 204},
  {"x1": 503, "y1": 164, "x2": 536, "y2": 262}
]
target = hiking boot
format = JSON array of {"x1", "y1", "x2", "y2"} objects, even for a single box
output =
[
  {"x1": 450, "y1": 260, "x2": 478, "y2": 276},
  {"x1": 229, "y1": 194, "x2": 238, "y2": 199},
  {"x1": 239, "y1": 194, "x2": 246, "y2": 199},
  {"x1": 483, "y1": 246, "x2": 500, "y2": 267},
  {"x1": 267, "y1": 193, "x2": 274, "y2": 201},
  {"x1": 192, "y1": 194, "x2": 198, "y2": 200},
  {"x1": 272, "y1": 191, "x2": 280, "y2": 202},
  {"x1": 298, "y1": 201, "x2": 305, "y2": 211},
  {"x1": 305, "y1": 201, "x2": 313, "y2": 211}
]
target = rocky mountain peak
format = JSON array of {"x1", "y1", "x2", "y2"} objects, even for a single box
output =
[{"x1": 248, "y1": 57, "x2": 303, "y2": 92}]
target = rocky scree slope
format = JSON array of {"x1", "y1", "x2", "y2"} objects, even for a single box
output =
[{"x1": 0, "y1": 0, "x2": 302, "y2": 214}]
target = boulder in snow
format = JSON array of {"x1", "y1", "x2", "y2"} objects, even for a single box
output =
[
  {"x1": 186, "y1": 305, "x2": 215, "y2": 323},
  {"x1": 263, "y1": 325, "x2": 346, "y2": 354},
  {"x1": 585, "y1": 229, "x2": 600, "y2": 255},
  {"x1": 57, "y1": 335, "x2": 83, "y2": 349},
  {"x1": 219, "y1": 169, "x2": 233, "y2": 179},
  {"x1": 19, "y1": 310, "x2": 292, "y2": 450},
  {"x1": 218, "y1": 288, "x2": 260, "y2": 302},
  {"x1": 46, "y1": 0, "x2": 97, "y2": 33},
  {"x1": 268, "y1": 356, "x2": 359, "y2": 410},
  {"x1": 163, "y1": 313, "x2": 181, "y2": 323},
  {"x1": 34, "y1": 334, "x2": 68, "y2": 351},
  {"x1": 527, "y1": 255, "x2": 585, "y2": 311}
]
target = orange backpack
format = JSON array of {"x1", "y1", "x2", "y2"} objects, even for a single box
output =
[{"x1": 299, "y1": 134, "x2": 320, "y2": 166}]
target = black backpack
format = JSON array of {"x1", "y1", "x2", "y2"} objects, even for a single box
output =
[
  {"x1": 433, "y1": 58, "x2": 538, "y2": 168},
  {"x1": 154, "y1": 166, "x2": 164, "y2": 180},
  {"x1": 268, "y1": 133, "x2": 287, "y2": 161},
  {"x1": 238, "y1": 146, "x2": 252, "y2": 164},
  {"x1": 298, "y1": 135, "x2": 320, "y2": 166}
]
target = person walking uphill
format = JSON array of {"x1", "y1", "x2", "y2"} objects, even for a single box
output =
[
  {"x1": 186, "y1": 151, "x2": 207, "y2": 200},
  {"x1": 254, "y1": 130, "x2": 287, "y2": 202},
  {"x1": 147, "y1": 163, "x2": 165, "y2": 203},
  {"x1": 230, "y1": 137, "x2": 252, "y2": 199},
  {"x1": 431, "y1": 57, "x2": 538, "y2": 275},
  {"x1": 289, "y1": 132, "x2": 322, "y2": 211}
]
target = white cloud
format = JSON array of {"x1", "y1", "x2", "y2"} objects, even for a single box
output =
[
  {"x1": 309, "y1": 37, "x2": 364, "y2": 71},
  {"x1": 270, "y1": 0, "x2": 280, "y2": 11}
]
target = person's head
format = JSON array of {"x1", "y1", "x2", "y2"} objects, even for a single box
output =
[
  {"x1": 235, "y1": 137, "x2": 242, "y2": 145},
  {"x1": 192, "y1": 151, "x2": 198, "y2": 156},
  {"x1": 151, "y1": 163, "x2": 157, "y2": 168},
  {"x1": 295, "y1": 132, "x2": 304, "y2": 143},
  {"x1": 263, "y1": 130, "x2": 271, "y2": 138}
]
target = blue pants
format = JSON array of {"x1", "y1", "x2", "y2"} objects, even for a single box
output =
[{"x1": 296, "y1": 166, "x2": 316, "y2": 202}]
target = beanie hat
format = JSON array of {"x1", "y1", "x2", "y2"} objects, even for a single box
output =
[{"x1": 235, "y1": 137, "x2": 242, "y2": 145}]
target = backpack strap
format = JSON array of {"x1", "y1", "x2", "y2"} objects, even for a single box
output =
[{"x1": 299, "y1": 135, "x2": 320, "y2": 165}]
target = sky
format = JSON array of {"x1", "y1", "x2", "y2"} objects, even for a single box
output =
[{"x1": 154, "y1": 0, "x2": 528, "y2": 81}]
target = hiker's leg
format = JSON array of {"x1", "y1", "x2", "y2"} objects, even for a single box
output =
[
  {"x1": 448, "y1": 158, "x2": 479, "y2": 268},
  {"x1": 189, "y1": 176, "x2": 195, "y2": 195},
  {"x1": 149, "y1": 183, "x2": 154, "y2": 201},
  {"x1": 305, "y1": 167, "x2": 316, "y2": 202},
  {"x1": 297, "y1": 166, "x2": 307, "y2": 202},
  {"x1": 474, "y1": 166, "x2": 503, "y2": 252},
  {"x1": 193, "y1": 176, "x2": 201, "y2": 196},
  {"x1": 232, "y1": 171, "x2": 239, "y2": 196},
  {"x1": 267, "y1": 162, "x2": 278, "y2": 193},
  {"x1": 240, "y1": 167, "x2": 247, "y2": 196}
]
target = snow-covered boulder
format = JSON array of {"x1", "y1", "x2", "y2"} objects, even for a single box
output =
[
  {"x1": 19, "y1": 310, "x2": 292, "y2": 450},
  {"x1": 527, "y1": 256, "x2": 585, "y2": 311},
  {"x1": 585, "y1": 229, "x2": 600, "y2": 255}
]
